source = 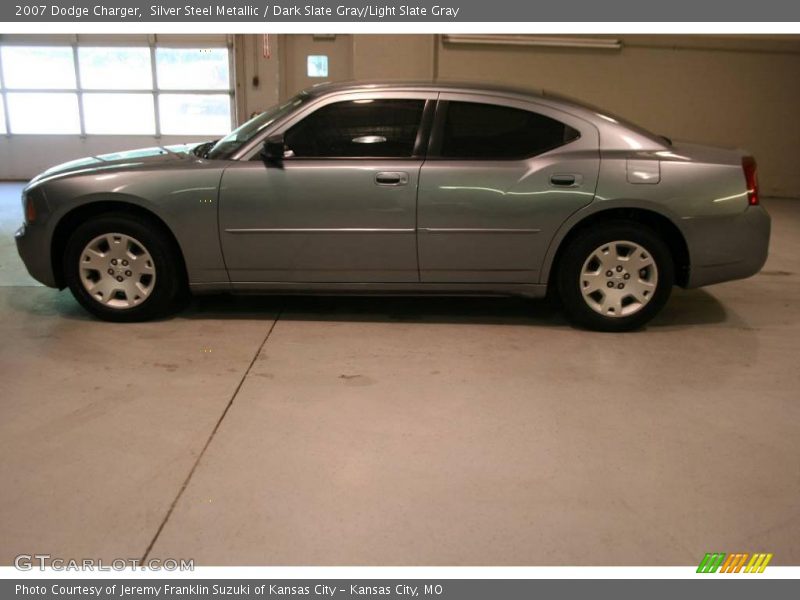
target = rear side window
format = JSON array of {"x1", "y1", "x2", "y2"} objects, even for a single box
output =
[
  {"x1": 438, "y1": 101, "x2": 580, "y2": 159},
  {"x1": 285, "y1": 99, "x2": 425, "y2": 158}
]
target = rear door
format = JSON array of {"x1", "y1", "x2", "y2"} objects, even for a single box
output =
[{"x1": 418, "y1": 93, "x2": 600, "y2": 283}]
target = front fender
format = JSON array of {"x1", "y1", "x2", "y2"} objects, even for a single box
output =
[{"x1": 38, "y1": 164, "x2": 229, "y2": 286}]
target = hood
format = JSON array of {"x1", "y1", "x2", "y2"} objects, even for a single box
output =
[{"x1": 27, "y1": 144, "x2": 202, "y2": 187}]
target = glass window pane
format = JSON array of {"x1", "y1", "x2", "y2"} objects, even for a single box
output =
[
  {"x1": 158, "y1": 94, "x2": 231, "y2": 135},
  {"x1": 7, "y1": 93, "x2": 80, "y2": 134},
  {"x1": 1, "y1": 46, "x2": 76, "y2": 89},
  {"x1": 307, "y1": 55, "x2": 328, "y2": 77},
  {"x1": 285, "y1": 99, "x2": 425, "y2": 158},
  {"x1": 439, "y1": 102, "x2": 579, "y2": 159},
  {"x1": 0, "y1": 97, "x2": 6, "y2": 134},
  {"x1": 79, "y1": 47, "x2": 152, "y2": 90},
  {"x1": 83, "y1": 93, "x2": 155, "y2": 135},
  {"x1": 155, "y1": 48, "x2": 229, "y2": 90}
]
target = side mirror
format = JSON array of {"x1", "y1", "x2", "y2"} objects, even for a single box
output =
[{"x1": 261, "y1": 134, "x2": 286, "y2": 164}]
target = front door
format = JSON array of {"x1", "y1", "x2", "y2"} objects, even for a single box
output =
[{"x1": 219, "y1": 94, "x2": 434, "y2": 283}]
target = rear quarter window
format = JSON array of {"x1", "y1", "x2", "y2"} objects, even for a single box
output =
[{"x1": 438, "y1": 101, "x2": 580, "y2": 160}]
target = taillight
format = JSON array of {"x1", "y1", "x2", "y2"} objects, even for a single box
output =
[{"x1": 742, "y1": 156, "x2": 759, "y2": 206}]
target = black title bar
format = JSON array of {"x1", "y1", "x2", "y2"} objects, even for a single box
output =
[{"x1": 3, "y1": 0, "x2": 800, "y2": 22}]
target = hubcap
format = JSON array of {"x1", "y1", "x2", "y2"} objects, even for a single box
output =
[
  {"x1": 78, "y1": 233, "x2": 156, "y2": 309},
  {"x1": 579, "y1": 240, "x2": 658, "y2": 318}
]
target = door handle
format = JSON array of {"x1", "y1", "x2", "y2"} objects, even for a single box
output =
[
  {"x1": 550, "y1": 174, "x2": 582, "y2": 187},
  {"x1": 375, "y1": 171, "x2": 408, "y2": 186}
]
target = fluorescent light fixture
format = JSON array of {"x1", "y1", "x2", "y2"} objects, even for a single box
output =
[{"x1": 443, "y1": 34, "x2": 622, "y2": 50}]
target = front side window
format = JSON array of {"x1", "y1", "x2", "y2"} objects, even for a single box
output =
[
  {"x1": 438, "y1": 101, "x2": 579, "y2": 159},
  {"x1": 285, "y1": 99, "x2": 425, "y2": 158}
]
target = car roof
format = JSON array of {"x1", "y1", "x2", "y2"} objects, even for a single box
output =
[
  {"x1": 301, "y1": 79, "x2": 620, "y2": 115},
  {"x1": 303, "y1": 79, "x2": 546, "y2": 98}
]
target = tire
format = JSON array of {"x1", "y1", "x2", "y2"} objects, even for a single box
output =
[
  {"x1": 556, "y1": 221, "x2": 674, "y2": 332},
  {"x1": 63, "y1": 213, "x2": 186, "y2": 322}
]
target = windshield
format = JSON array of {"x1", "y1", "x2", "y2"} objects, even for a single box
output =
[{"x1": 205, "y1": 93, "x2": 311, "y2": 159}]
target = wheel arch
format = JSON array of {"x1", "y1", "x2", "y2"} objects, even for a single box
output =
[
  {"x1": 51, "y1": 198, "x2": 188, "y2": 290},
  {"x1": 543, "y1": 204, "x2": 691, "y2": 290}
]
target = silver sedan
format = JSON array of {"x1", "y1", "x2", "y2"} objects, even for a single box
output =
[{"x1": 15, "y1": 81, "x2": 770, "y2": 331}]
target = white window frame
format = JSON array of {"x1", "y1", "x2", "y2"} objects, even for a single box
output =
[{"x1": 0, "y1": 37, "x2": 235, "y2": 137}]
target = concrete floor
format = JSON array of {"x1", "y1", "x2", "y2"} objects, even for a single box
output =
[{"x1": 1, "y1": 181, "x2": 798, "y2": 566}]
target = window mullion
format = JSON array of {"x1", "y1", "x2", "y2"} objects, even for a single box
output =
[
  {"x1": 0, "y1": 50, "x2": 10, "y2": 135},
  {"x1": 72, "y1": 43, "x2": 86, "y2": 137},
  {"x1": 149, "y1": 43, "x2": 161, "y2": 138}
]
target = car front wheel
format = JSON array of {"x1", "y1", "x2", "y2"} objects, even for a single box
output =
[
  {"x1": 556, "y1": 221, "x2": 674, "y2": 332},
  {"x1": 63, "y1": 213, "x2": 185, "y2": 322}
]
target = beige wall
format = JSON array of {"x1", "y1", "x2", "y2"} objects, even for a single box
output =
[
  {"x1": 236, "y1": 34, "x2": 799, "y2": 197},
  {"x1": 352, "y1": 34, "x2": 434, "y2": 81},
  {"x1": 234, "y1": 33, "x2": 436, "y2": 112},
  {"x1": 233, "y1": 34, "x2": 282, "y2": 120},
  {"x1": 280, "y1": 34, "x2": 354, "y2": 99}
]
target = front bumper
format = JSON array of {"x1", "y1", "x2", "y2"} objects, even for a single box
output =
[
  {"x1": 15, "y1": 223, "x2": 58, "y2": 288},
  {"x1": 684, "y1": 205, "x2": 771, "y2": 288}
]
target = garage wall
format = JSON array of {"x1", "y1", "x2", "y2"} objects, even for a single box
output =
[
  {"x1": 235, "y1": 34, "x2": 434, "y2": 112},
  {"x1": 351, "y1": 34, "x2": 434, "y2": 81},
  {"x1": 233, "y1": 34, "x2": 281, "y2": 119}
]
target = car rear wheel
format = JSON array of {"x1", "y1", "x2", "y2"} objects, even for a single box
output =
[
  {"x1": 63, "y1": 213, "x2": 185, "y2": 322},
  {"x1": 556, "y1": 221, "x2": 674, "y2": 332}
]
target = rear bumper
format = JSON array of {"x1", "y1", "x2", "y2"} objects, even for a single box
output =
[
  {"x1": 15, "y1": 223, "x2": 58, "y2": 288},
  {"x1": 684, "y1": 205, "x2": 771, "y2": 288}
]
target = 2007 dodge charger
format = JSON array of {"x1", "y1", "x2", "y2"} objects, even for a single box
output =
[{"x1": 15, "y1": 81, "x2": 771, "y2": 331}]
